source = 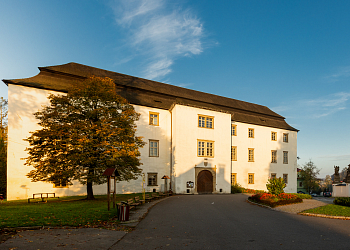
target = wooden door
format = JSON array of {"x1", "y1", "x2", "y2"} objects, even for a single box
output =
[{"x1": 197, "y1": 170, "x2": 213, "y2": 194}]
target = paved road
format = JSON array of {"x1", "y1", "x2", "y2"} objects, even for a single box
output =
[{"x1": 114, "y1": 194, "x2": 350, "y2": 250}]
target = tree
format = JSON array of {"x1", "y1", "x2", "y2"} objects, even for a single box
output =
[
  {"x1": 266, "y1": 177, "x2": 285, "y2": 195},
  {"x1": 0, "y1": 97, "x2": 7, "y2": 198},
  {"x1": 300, "y1": 160, "x2": 320, "y2": 194},
  {"x1": 25, "y1": 76, "x2": 145, "y2": 199},
  {"x1": 322, "y1": 175, "x2": 332, "y2": 192}
]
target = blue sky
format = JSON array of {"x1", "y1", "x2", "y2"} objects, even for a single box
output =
[{"x1": 1, "y1": 0, "x2": 349, "y2": 177}]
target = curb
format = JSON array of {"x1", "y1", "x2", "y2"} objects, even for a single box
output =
[{"x1": 299, "y1": 212, "x2": 350, "y2": 220}]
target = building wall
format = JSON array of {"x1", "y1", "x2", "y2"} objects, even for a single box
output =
[
  {"x1": 171, "y1": 105, "x2": 232, "y2": 194},
  {"x1": 231, "y1": 121, "x2": 298, "y2": 193}
]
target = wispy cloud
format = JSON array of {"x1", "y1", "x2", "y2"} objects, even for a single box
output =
[
  {"x1": 324, "y1": 66, "x2": 350, "y2": 82},
  {"x1": 111, "y1": 0, "x2": 205, "y2": 80},
  {"x1": 272, "y1": 92, "x2": 350, "y2": 119}
]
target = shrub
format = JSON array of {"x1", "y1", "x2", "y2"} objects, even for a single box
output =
[
  {"x1": 249, "y1": 193, "x2": 302, "y2": 208},
  {"x1": 334, "y1": 197, "x2": 350, "y2": 207},
  {"x1": 231, "y1": 183, "x2": 244, "y2": 193},
  {"x1": 290, "y1": 193, "x2": 312, "y2": 199},
  {"x1": 266, "y1": 177, "x2": 285, "y2": 195}
]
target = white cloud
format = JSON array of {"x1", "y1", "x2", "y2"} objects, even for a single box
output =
[
  {"x1": 111, "y1": 0, "x2": 205, "y2": 80},
  {"x1": 324, "y1": 66, "x2": 350, "y2": 82},
  {"x1": 272, "y1": 92, "x2": 350, "y2": 119}
]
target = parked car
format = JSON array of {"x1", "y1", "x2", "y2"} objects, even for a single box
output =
[
  {"x1": 323, "y1": 191, "x2": 332, "y2": 197},
  {"x1": 297, "y1": 191, "x2": 305, "y2": 194},
  {"x1": 311, "y1": 193, "x2": 317, "y2": 197}
]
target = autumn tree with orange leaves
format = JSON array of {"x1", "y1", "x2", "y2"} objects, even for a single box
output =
[{"x1": 25, "y1": 76, "x2": 145, "y2": 199}]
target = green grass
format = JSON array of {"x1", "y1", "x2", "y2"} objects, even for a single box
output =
[
  {"x1": 303, "y1": 204, "x2": 350, "y2": 217},
  {"x1": 0, "y1": 193, "x2": 146, "y2": 229}
]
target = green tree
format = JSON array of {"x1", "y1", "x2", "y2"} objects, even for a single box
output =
[
  {"x1": 300, "y1": 160, "x2": 320, "y2": 194},
  {"x1": 322, "y1": 175, "x2": 332, "y2": 192},
  {"x1": 25, "y1": 76, "x2": 145, "y2": 199},
  {"x1": 0, "y1": 97, "x2": 7, "y2": 198},
  {"x1": 266, "y1": 177, "x2": 285, "y2": 195}
]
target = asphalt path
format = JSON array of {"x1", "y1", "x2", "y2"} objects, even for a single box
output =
[{"x1": 113, "y1": 194, "x2": 350, "y2": 250}]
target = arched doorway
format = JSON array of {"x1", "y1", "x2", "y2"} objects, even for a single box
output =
[{"x1": 197, "y1": 170, "x2": 213, "y2": 194}]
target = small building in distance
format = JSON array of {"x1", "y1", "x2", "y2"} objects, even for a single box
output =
[{"x1": 3, "y1": 63, "x2": 298, "y2": 200}]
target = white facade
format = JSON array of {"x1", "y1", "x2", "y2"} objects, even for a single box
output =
[{"x1": 4, "y1": 63, "x2": 298, "y2": 200}]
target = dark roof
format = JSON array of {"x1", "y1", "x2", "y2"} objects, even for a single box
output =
[{"x1": 2, "y1": 62, "x2": 298, "y2": 131}]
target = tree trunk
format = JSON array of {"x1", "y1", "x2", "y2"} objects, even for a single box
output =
[{"x1": 86, "y1": 181, "x2": 95, "y2": 200}]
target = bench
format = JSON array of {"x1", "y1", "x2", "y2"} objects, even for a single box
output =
[
  {"x1": 117, "y1": 198, "x2": 140, "y2": 209},
  {"x1": 135, "y1": 196, "x2": 145, "y2": 204},
  {"x1": 158, "y1": 192, "x2": 168, "y2": 197},
  {"x1": 145, "y1": 194, "x2": 153, "y2": 202},
  {"x1": 152, "y1": 193, "x2": 161, "y2": 200},
  {"x1": 28, "y1": 193, "x2": 59, "y2": 203}
]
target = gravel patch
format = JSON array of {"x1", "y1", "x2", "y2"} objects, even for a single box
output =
[{"x1": 272, "y1": 199, "x2": 329, "y2": 214}]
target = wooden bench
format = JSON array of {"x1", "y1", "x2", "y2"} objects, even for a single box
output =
[
  {"x1": 135, "y1": 196, "x2": 145, "y2": 204},
  {"x1": 28, "y1": 193, "x2": 59, "y2": 203},
  {"x1": 117, "y1": 198, "x2": 140, "y2": 209},
  {"x1": 145, "y1": 194, "x2": 153, "y2": 202},
  {"x1": 158, "y1": 192, "x2": 168, "y2": 197},
  {"x1": 152, "y1": 193, "x2": 161, "y2": 200}
]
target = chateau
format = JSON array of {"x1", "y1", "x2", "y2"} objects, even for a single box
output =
[{"x1": 3, "y1": 63, "x2": 298, "y2": 200}]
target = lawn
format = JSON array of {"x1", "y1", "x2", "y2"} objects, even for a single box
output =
[
  {"x1": 0, "y1": 193, "x2": 145, "y2": 229},
  {"x1": 303, "y1": 204, "x2": 350, "y2": 217}
]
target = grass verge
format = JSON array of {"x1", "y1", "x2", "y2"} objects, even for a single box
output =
[
  {"x1": 0, "y1": 193, "x2": 145, "y2": 229},
  {"x1": 303, "y1": 204, "x2": 350, "y2": 217}
]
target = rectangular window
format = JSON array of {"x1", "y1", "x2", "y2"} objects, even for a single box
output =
[
  {"x1": 53, "y1": 179, "x2": 68, "y2": 188},
  {"x1": 248, "y1": 148, "x2": 254, "y2": 162},
  {"x1": 231, "y1": 124, "x2": 237, "y2": 136},
  {"x1": 149, "y1": 140, "x2": 159, "y2": 157},
  {"x1": 271, "y1": 173, "x2": 276, "y2": 179},
  {"x1": 231, "y1": 173, "x2": 237, "y2": 185},
  {"x1": 283, "y1": 151, "x2": 288, "y2": 164},
  {"x1": 283, "y1": 174, "x2": 288, "y2": 184},
  {"x1": 299, "y1": 181, "x2": 303, "y2": 187},
  {"x1": 148, "y1": 173, "x2": 157, "y2": 186},
  {"x1": 271, "y1": 150, "x2": 277, "y2": 163},
  {"x1": 198, "y1": 115, "x2": 214, "y2": 129},
  {"x1": 231, "y1": 146, "x2": 237, "y2": 161},
  {"x1": 248, "y1": 128, "x2": 254, "y2": 138},
  {"x1": 198, "y1": 140, "x2": 214, "y2": 157},
  {"x1": 271, "y1": 132, "x2": 277, "y2": 141},
  {"x1": 283, "y1": 133, "x2": 288, "y2": 142},
  {"x1": 248, "y1": 173, "x2": 254, "y2": 184},
  {"x1": 149, "y1": 112, "x2": 159, "y2": 126}
]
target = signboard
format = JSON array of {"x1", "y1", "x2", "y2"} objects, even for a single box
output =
[{"x1": 187, "y1": 181, "x2": 194, "y2": 188}]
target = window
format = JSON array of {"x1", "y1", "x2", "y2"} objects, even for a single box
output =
[
  {"x1": 148, "y1": 173, "x2": 157, "y2": 186},
  {"x1": 198, "y1": 140, "x2": 214, "y2": 157},
  {"x1": 271, "y1": 132, "x2": 277, "y2": 141},
  {"x1": 149, "y1": 112, "x2": 159, "y2": 126},
  {"x1": 149, "y1": 140, "x2": 159, "y2": 157},
  {"x1": 283, "y1": 133, "x2": 288, "y2": 142},
  {"x1": 231, "y1": 173, "x2": 237, "y2": 185},
  {"x1": 248, "y1": 148, "x2": 254, "y2": 162},
  {"x1": 53, "y1": 179, "x2": 68, "y2": 188},
  {"x1": 198, "y1": 115, "x2": 214, "y2": 129},
  {"x1": 283, "y1": 174, "x2": 288, "y2": 184},
  {"x1": 231, "y1": 124, "x2": 237, "y2": 136},
  {"x1": 248, "y1": 173, "x2": 254, "y2": 184},
  {"x1": 231, "y1": 146, "x2": 237, "y2": 161},
  {"x1": 271, "y1": 150, "x2": 277, "y2": 163},
  {"x1": 271, "y1": 173, "x2": 276, "y2": 179},
  {"x1": 248, "y1": 128, "x2": 254, "y2": 138},
  {"x1": 283, "y1": 151, "x2": 288, "y2": 164},
  {"x1": 299, "y1": 181, "x2": 303, "y2": 187}
]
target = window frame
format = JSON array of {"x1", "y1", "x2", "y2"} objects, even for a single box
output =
[
  {"x1": 149, "y1": 140, "x2": 159, "y2": 157},
  {"x1": 283, "y1": 151, "x2": 288, "y2": 164},
  {"x1": 197, "y1": 139, "x2": 214, "y2": 158},
  {"x1": 149, "y1": 112, "x2": 159, "y2": 126},
  {"x1": 248, "y1": 148, "x2": 254, "y2": 162},
  {"x1": 198, "y1": 115, "x2": 214, "y2": 129},
  {"x1": 231, "y1": 173, "x2": 237, "y2": 185},
  {"x1": 231, "y1": 124, "x2": 237, "y2": 136},
  {"x1": 147, "y1": 173, "x2": 158, "y2": 186},
  {"x1": 283, "y1": 133, "x2": 288, "y2": 143},
  {"x1": 271, "y1": 173, "x2": 277, "y2": 179},
  {"x1": 271, "y1": 150, "x2": 277, "y2": 163},
  {"x1": 231, "y1": 146, "x2": 237, "y2": 161},
  {"x1": 283, "y1": 174, "x2": 288, "y2": 184},
  {"x1": 271, "y1": 132, "x2": 277, "y2": 141},
  {"x1": 248, "y1": 128, "x2": 254, "y2": 138},
  {"x1": 248, "y1": 173, "x2": 254, "y2": 184}
]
